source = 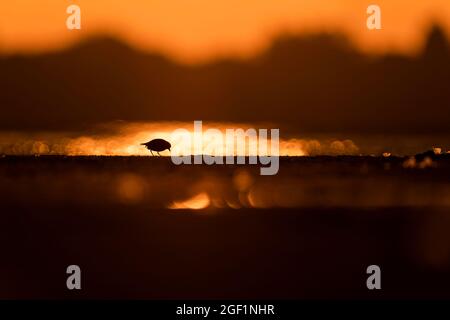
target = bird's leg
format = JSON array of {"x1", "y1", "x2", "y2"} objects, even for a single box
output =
[
  {"x1": 150, "y1": 150, "x2": 154, "y2": 156},
  {"x1": 157, "y1": 152, "x2": 161, "y2": 156}
]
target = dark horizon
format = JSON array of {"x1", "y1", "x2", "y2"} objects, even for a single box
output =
[{"x1": 1, "y1": 24, "x2": 449, "y2": 135}]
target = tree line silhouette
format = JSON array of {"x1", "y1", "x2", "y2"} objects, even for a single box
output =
[{"x1": 0, "y1": 24, "x2": 448, "y2": 135}]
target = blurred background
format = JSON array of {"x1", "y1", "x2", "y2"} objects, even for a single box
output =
[
  {"x1": 0, "y1": 0, "x2": 449, "y2": 149},
  {"x1": 1, "y1": 1, "x2": 450, "y2": 299}
]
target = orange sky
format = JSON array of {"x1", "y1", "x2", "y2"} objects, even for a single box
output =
[{"x1": 1, "y1": 0, "x2": 450, "y2": 62}]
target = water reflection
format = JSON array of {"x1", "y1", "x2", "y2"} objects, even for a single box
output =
[
  {"x1": 1, "y1": 156, "x2": 449, "y2": 209},
  {"x1": 169, "y1": 192, "x2": 210, "y2": 210}
]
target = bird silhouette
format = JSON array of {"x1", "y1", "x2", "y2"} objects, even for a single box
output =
[{"x1": 141, "y1": 138, "x2": 171, "y2": 156}]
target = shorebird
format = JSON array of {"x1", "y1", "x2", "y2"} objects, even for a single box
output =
[{"x1": 141, "y1": 138, "x2": 171, "y2": 156}]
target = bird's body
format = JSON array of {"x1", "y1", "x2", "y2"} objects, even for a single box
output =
[{"x1": 141, "y1": 138, "x2": 171, "y2": 156}]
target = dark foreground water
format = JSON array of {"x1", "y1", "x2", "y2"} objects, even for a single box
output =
[{"x1": 0, "y1": 156, "x2": 449, "y2": 299}]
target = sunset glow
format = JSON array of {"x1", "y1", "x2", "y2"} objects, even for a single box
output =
[
  {"x1": 0, "y1": 122, "x2": 364, "y2": 157},
  {"x1": 1, "y1": 1, "x2": 450, "y2": 62},
  {"x1": 168, "y1": 192, "x2": 211, "y2": 210}
]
